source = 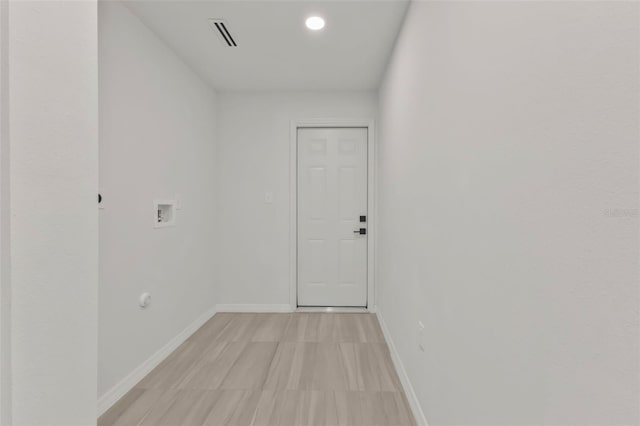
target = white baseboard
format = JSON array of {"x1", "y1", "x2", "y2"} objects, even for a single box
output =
[
  {"x1": 97, "y1": 306, "x2": 217, "y2": 417},
  {"x1": 377, "y1": 310, "x2": 428, "y2": 426},
  {"x1": 295, "y1": 307, "x2": 368, "y2": 313},
  {"x1": 215, "y1": 304, "x2": 293, "y2": 313}
]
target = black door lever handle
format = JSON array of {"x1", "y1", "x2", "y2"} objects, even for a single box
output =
[{"x1": 353, "y1": 228, "x2": 367, "y2": 235}]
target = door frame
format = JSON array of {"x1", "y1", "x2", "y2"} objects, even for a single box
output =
[{"x1": 289, "y1": 119, "x2": 376, "y2": 311}]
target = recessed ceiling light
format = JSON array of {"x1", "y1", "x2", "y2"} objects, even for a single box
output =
[{"x1": 305, "y1": 16, "x2": 325, "y2": 31}]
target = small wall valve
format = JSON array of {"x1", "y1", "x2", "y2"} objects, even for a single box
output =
[{"x1": 139, "y1": 292, "x2": 151, "y2": 308}]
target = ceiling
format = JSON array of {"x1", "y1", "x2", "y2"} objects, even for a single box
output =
[{"x1": 123, "y1": 0, "x2": 409, "y2": 91}]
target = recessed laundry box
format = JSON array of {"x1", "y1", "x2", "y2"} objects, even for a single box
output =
[{"x1": 153, "y1": 200, "x2": 176, "y2": 228}]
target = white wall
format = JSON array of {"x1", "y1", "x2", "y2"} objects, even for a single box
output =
[
  {"x1": 0, "y1": 0, "x2": 10, "y2": 422},
  {"x1": 99, "y1": 1, "x2": 218, "y2": 399},
  {"x1": 377, "y1": 2, "x2": 639, "y2": 425},
  {"x1": 215, "y1": 92, "x2": 376, "y2": 308},
  {"x1": 8, "y1": 1, "x2": 98, "y2": 423}
]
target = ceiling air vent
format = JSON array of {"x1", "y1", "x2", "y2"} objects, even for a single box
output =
[{"x1": 208, "y1": 19, "x2": 237, "y2": 47}]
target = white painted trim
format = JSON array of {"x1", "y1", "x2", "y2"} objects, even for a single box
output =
[
  {"x1": 371, "y1": 119, "x2": 379, "y2": 315},
  {"x1": 377, "y1": 310, "x2": 429, "y2": 426},
  {"x1": 97, "y1": 306, "x2": 217, "y2": 416},
  {"x1": 295, "y1": 306, "x2": 368, "y2": 313},
  {"x1": 215, "y1": 304, "x2": 293, "y2": 313},
  {"x1": 289, "y1": 119, "x2": 376, "y2": 311},
  {"x1": 366, "y1": 121, "x2": 376, "y2": 312}
]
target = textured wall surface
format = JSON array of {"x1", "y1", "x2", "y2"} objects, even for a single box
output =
[
  {"x1": 9, "y1": 1, "x2": 98, "y2": 423},
  {"x1": 377, "y1": 2, "x2": 639, "y2": 424},
  {"x1": 0, "y1": 0, "x2": 10, "y2": 422}
]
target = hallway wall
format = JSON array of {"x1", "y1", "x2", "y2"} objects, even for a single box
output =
[
  {"x1": 0, "y1": 0, "x2": 9, "y2": 421},
  {"x1": 215, "y1": 92, "x2": 376, "y2": 309},
  {"x1": 8, "y1": 1, "x2": 98, "y2": 423},
  {"x1": 99, "y1": 1, "x2": 218, "y2": 400},
  {"x1": 377, "y1": 1, "x2": 639, "y2": 424}
]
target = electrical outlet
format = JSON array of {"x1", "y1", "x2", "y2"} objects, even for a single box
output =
[{"x1": 418, "y1": 321, "x2": 425, "y2": 352}]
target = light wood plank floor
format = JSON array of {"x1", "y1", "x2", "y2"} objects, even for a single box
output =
[{"x1": 99, "y1": 313, "x2": 416, "y2": 426}]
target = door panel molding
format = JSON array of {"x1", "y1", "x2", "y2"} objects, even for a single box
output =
[{"x1": 289, "y1": 119, "x2": 376, "y2": 311}]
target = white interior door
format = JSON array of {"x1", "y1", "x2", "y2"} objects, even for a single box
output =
[{"x1": 297, "y1": 127, "x2": 368, "y2": 307}]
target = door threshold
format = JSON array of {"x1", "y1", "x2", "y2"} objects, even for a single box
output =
[{"x1": 295, "y1": 306, "x2": 369, "y2": 313}]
